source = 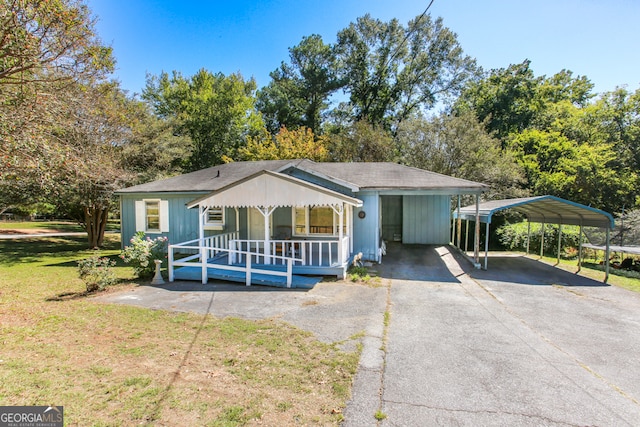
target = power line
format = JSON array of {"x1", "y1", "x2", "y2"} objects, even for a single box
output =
[{"x1": 387, "y1": 0, "x2": 436, "y2": 66}]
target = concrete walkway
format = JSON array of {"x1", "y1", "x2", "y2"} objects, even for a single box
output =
[{"x1": 345, "y1": 244, "x2": 640, "y2": 426}]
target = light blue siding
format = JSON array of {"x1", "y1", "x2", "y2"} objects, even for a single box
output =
[
  {"x1": 120, "y1": 192, "x2": 207, "y2": 248},
  {"x1": 353, "y1": 192, "x2": 380, "y2": 261},
  {"x1": 402, "y1": 195, "x2": 451, "y2": 244}
]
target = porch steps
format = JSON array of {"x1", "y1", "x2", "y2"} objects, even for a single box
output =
[{"x1": 172, "y1": 265, "x2": 321, "y2": 289}]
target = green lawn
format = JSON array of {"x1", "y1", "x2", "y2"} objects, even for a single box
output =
[
  {"x1": 0, "y1": 220, "x2": 120, "y2": 232},
  {"x1": 530, "y1": 253, "x2": 640, "y2": 293},
  {"x1": 0, "y1": 235, "x2": 359, "y2": 426}
]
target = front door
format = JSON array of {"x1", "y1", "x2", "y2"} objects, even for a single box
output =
[{"x1": 248, "y1": 208, "x2": 265, "y2": 240}]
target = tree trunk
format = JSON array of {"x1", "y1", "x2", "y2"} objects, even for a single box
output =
[{"x1": 84, "y1": 205, "x2": 109, "y2": 248}]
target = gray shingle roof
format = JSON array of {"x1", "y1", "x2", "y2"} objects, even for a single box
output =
[{"x1": 116, "y1": 159, "x2": 488, "y2": 194}]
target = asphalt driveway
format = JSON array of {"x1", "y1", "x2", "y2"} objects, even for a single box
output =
[
  {"x1": 367, "y1": 245, "x2": 640, "y2": 427},
  {"x1": 97, "y1": 246, "x2": 640, "y2": 426}
]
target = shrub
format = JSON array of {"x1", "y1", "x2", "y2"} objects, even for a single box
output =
[
  {"x1": 496, "y1": 222, "x2": 581, "y2": 257},
  {"x1": 120, "y1": 231, "x2": 168, "y2": 278},
  {"x1": 78, "y1": 255, "x2": 117, "y2": 292},
  {"x1": 348, "y1": 265, "x2": 371, "y2": 283}
]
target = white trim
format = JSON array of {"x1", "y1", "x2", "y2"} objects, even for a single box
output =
[
  {"x1": 160, "y1": 200, "x2": 169, "y2": 232},
  {"x1": 292, "y1": 205, "x2": 339, "y2": 237},
  {"x1": 204, "y1": 206, "x2": 225, "y2": 230},
  {"x1": 135, "y1": 199, "x2": 168, "y2": 234},
  {"x1": 135, "y1": 200, "x2": 145, "y2": 232},
  {"x1": 187, "y1": 170, "x2": 362, "y2": 209}
]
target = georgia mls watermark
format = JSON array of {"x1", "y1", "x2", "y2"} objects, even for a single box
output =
[{"x1": 0, "y1": 406, "x2": 63, "y2": 427}]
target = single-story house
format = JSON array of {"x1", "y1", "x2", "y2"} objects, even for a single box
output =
[{"x1": 116, "y1": 159, "x2": 488, "y2": 287}]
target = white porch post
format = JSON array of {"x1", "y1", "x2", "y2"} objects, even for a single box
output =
[
  {"x1": 332, "y1": 204, "x2": 345, "y2": 265},
  {"x1": 456, "y1": 195, "x2": 462, "y2": 249},
  {"x1": 199, "y1": 206, "x2": 208, "y2": 284},
  {"x1": 526, "y1": 220, "x2": 531, "y2": 255},
  {"x1": 200, "y1": 245, "x2": 208, "y2": 284},
  {"x1": 348, "y1": 204, "x2": 354, "y2": 254},
  {"x1": 474, "y1": 194, "x2": 480, "y2": 266},
  {"x1": 199, "y1": 206, "x2": 208, "y2": 241},
  {"x1": 257, "y1": 206, "x2": 276, "y2": 264}
]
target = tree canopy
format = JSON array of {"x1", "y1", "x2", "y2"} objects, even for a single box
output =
[
  {"x1": 456, "y1": 60, "x2": 639, "y2": 212},
  {"x1": 4, "y1": 1, "x2": 640, "y2": 236},
  {"x1": 143, "y1": 69, "x2": 263, "y2": 171},
  {"x1": 334, "y1": 14, "x2": 478, "y2": 131}
]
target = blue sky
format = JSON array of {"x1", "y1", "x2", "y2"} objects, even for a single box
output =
[{"x1": 87, "y1": 0, "x2": 639, "y2": 97}]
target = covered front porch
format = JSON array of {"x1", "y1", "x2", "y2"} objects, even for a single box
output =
[{"x1": 167, "y1": 170, "x2": 362, "y2": 287}]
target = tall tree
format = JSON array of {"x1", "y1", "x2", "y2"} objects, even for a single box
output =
[
  {"x1": 0, "y1": 0, "x2": 114, "y2": 211},
  {"x1": 236, "y1": 126, "x2": 329, "y2": 162},
  {"x1": 0, "y1": 0, "x2": 113, "y2": 85},
  {"x1": 53, "y1": 80, "x2": 134, "y2": 248},
  {"x1": 143, "y1": 69, "x2": 262, "y2": 171},
  {"x1": 397, "y1": 111, "x2": 526, "y2": 199},
  {"x1": 333, "y1": 13, "x2": 478, "y2": 131},
  {"x1": 327, "y1": 120, "x2": 397, "y2": 162},
  {"x1": 257, "y1": 34, "x2": 343, "y2": 135},
  {"x1": 507, "y1": 128, "x2": 636, "y2": 213},
  {"x1": 455, "y1": 60, "x2": 596, "y2": 141},
  {"x1": 455, "y1": 60, "x2": 541, "y2": 141}
]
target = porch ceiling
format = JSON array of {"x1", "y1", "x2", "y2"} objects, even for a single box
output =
[{"x1": 186, "y1": 170, "x2": 363, "y2": 209}]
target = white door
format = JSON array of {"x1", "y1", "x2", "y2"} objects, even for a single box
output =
[{"x1": 248, "y1": 208, "x2": 265, "y2": 240}]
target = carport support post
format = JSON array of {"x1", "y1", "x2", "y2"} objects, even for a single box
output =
[
  {"x1": 577, "y1": 225, "x2": 583, "y2": 273},
  {"x1": 526, "y1": 220, "x2": 531, "y2": 255},
  {"x1": 556, "y1": 224, "x2": 563, "y2": 266},
  {"x1": 451, "y1": 217, "x2": 455, "y2": 245},
  {"x1": 540, "y1": 221, "x2": 545, "y2": 258},
  {"x1": 465, "y1": 219, "x2": 469, "y2": 252},
  {"x1": 484, "y1": 221, "x2": 490, "y2": 270},
  {"x1": 605, "y1": 227, "x2": 610, "y2": 283},
  {"x1": 474, "y1": 194, "x2": 480, "y2": 266}
]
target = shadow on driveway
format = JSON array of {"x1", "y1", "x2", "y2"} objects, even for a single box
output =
[
  {"x1": 376, "y1": 243, "x2": 463, "y2": 283},
  {"x1": 469, "y1": 253, "x2": 609, "y2": 287}
]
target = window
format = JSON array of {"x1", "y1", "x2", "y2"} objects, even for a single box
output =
[
  {"x1": 205, "y1": 207, "x2": 225, "y2": 229},
  {"x1": 294, "y1": 207, "x2": 306, "y2": 234},
  {"x1": 293, "y1": 206, "x2": 342, "y2": 235},
  {"x1": 309, "y1": 206, "x2": 334, "y2": 234},
  {"x1": 135, "y1": 199, "x2": 169, "y2": 233},
  {"x1": 145, "y1": 201, "x2": 160, "y2": 232}
]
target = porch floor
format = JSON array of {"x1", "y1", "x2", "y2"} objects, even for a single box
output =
[{"x1": 172, "y1": 257, "x2": 322, "y2": 289}]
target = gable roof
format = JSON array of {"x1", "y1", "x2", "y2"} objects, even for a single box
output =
[
  {"x1": 292, "y1": 160, "x2": 487, "y2": 191},
  {"x1": 187, "y1": 170, "x2": 363, "y2": 209},
  {"x1": 116, "y1": 159, "x2": 488, "y2": 194},
  {"x1": 454, "y1": 195, "x2": 614, "y2": 229}
]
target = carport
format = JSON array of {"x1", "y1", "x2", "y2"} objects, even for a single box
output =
[{"x1": 452, "y1": 195, "x2": 615, "y2": 282}]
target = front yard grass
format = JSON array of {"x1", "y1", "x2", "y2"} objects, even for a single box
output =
[
  {"x1": 0, "y1": 220, "x2": 120, "y2": 233},
  {"x1": 0, "y1": 235, "x2": 359, "y2": 425},
  {"x1": 531, "y1": 254, "x2": 640, "y2": 293}
]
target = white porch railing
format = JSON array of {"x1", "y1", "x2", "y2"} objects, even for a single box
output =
[
  {"x1": 230, "y1": 237, "x2": 350, "y2": 267},
  {"x1": 168, "y1": 234, "x2": 301, "y2": 287},
  {"x1": 168, "y1": 233, "x2": 351, "y2": 286}
]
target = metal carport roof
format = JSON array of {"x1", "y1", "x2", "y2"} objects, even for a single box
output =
[
  {"x1": 452, "y1": 195, "x2": 614, "y2": 282},
  {"x1": 454, "y1": 195, "x2": 614, "y2": 229}
]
